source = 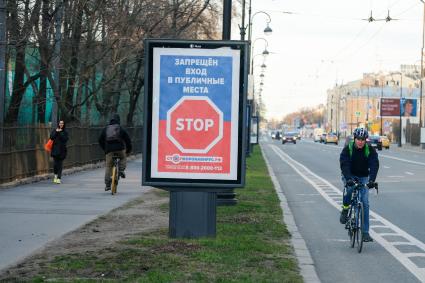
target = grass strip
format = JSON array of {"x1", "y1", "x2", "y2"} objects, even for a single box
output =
[{"x1": 31, "y1": 145, "x2": 302, "y2": 283}]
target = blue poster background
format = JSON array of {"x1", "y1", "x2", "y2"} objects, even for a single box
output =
[{"x1": 159, "y1": 55, "x2": 233, "y2": 121}]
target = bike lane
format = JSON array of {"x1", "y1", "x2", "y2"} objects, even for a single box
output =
[
  {"x1": 262, "y1": 139, "x2": 423, "y2": 283},
  {"x1": 0, "y1": 158, "x2": 146, "y2": 272}
]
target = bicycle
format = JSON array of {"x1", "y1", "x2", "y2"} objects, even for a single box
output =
[
  {"x1": 110, "y1": 156, "x2": 120, "y2": 195},
  {"x1": 345, "y1": 179, "x2": 378, "y2": 253}
]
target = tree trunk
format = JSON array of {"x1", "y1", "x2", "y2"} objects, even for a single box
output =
[{"x1": 5, "y1": 46, "x2": 26, "y2": 124}]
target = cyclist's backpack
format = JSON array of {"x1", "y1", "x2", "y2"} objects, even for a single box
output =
[
  {"x1": 348, "y1": 141, "x2": 370, "y2": 158},
  {"x1": 105, "y1": 124, "x2": 121, "y2": 142}
]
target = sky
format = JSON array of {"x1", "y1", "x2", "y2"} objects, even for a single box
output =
[{"x1": 231, "y1": 0, "x2": 424, "y2": 120}]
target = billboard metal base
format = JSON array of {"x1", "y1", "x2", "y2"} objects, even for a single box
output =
[{"x1": 169, "y1": 190, "x2": 217, "y2": 238}]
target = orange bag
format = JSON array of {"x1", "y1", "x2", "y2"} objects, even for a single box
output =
[{"x1": 44, "y1": 139, "x2": 53, "y2": 152}]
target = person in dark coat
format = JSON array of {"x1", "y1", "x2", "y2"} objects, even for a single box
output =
[
  {"x1": 98, "y1": 114, "x2": 132, "y2": 191},
  {"x1": 50, "y1": 120, "x2": 69, "y2": 184}
]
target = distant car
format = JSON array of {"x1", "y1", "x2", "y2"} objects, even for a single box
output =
[
  {"x1": 324, "y1": 133, "x2": 338, "y2": 144},
  {"x1": 380, "y1": 136, "x2": 390, "y2": 149},
  {"x1": 314, "y1": 133, "x2": 322, "y2": 142},
  {"x1": 367, "y1": 135, "x2": 382, "y2": 150},
  {"x1": 271, "y1": 131, "x2": 276, "y2": 139},
  {"x1": 320, "y1": 133, "x2": 327, "y2": 143},
  {"x1": 282, "y1": 132, "x2": 297, "y2": 144}
]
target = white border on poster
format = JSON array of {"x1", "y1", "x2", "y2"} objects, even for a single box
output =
[{"x1": 151, "y1": 47, "x2": 240, "y2": 180}]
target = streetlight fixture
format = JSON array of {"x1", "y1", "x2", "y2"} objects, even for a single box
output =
[{"x1": 248, "y1": 11, "x2": 273, "y2": 45}]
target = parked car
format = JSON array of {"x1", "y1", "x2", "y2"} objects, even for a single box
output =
[
  {"x1": 380, "y1": 136, "x2": 390, "y2": 149},
  {"x1": 324, "y1": 133, "x2": 339, "y2": 144},
  {"x1": 367, "y1": 135, "x2": 383, "y2": 150},
  {"x1": 314, "y1": 133, "x2": 322, "y2": 142},
  {"x1": 319, "y1": 133, "x2": 327, "y2": 143},
  {"x1": 282, "y1": 132, "x2": 297, "y2": 144}
]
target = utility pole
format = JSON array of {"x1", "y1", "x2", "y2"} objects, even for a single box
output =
[
  {"x1": 420, "y1": 0, "x2": 425, "y2": 148},
  {"x1": 0, "y1": 0, "x2": 6, "y2": 151}
]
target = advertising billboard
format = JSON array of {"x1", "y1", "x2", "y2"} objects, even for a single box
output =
[
  {"x1": 381, "y1": 98, "x2": 400, "y2": 117},
  {"x1": 381, "y1": 98, "x2": 418, "y2": 117},
  {"x1": 142, "y1": 39, "x2": 248, "y2": 188},
  {"x1": 401, "y1": 98, "x2": 417, "y2": 117}
]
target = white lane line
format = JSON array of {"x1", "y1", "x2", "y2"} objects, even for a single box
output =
[
  {"x1": 307, "y1": 140, "x2": 425, "y2": 166},
  {"x1": 379, "y1": 154, "x2": 425, "y2": 166},
  {"x1": 405, "y1": 172, "x2": 414, "y2": 176},
  {"x1": 388, "y1": 175, "x2": 405, "y2": 178},
  {"x1": 261, "y1": 145, "x2": 321, "y2": 283},
  {"x1": 384, "y1": 166, "x2": 391, "y2": 169},
  {"x1": 269, "y1": 145, "x2": 425, "y2": 282}
]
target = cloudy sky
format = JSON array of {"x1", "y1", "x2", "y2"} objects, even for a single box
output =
[{"x1": 232, "y1": 0, "x2": 424, "y2": 119}]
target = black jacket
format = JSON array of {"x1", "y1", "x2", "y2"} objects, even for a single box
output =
[
  {"x1": 340, "y1": 143, "x2": 379, "y2": 182},
  {"x1": 98, "y1": 119, "x2": 132, "y2": 154},
  {"x1": 50, "y1": 129, "x2": 69, "y2": 160}
]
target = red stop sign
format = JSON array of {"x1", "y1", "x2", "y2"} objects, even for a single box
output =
[{"x1": 166, "y1": 96, "x2": 223, "y2": 153}]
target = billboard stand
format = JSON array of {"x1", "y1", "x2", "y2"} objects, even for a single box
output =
[
  {"x1": 142, "y1": 39, "x2": 248, "y2": 238},
  {"x1": 168, "y1": 189, "x2": 216, "y2": 238}
]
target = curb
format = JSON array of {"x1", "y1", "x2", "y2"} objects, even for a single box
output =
[
  {"x1": 0, "y1": 154, "x2": 142, "y2": 190},
  {"x1": 261, "y1": 144, "x2": 321, "y2": 283}
]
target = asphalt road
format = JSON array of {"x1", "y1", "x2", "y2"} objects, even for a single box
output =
[
  {"x1": 262, "y1": 136, "x2": 425, "y2": 283},
  {"x1": 0, "y1": 158, "x2": 146, "y2": 272}
]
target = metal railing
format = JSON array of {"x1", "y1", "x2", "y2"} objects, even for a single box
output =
[{"x1": 0, "y1": 125, "x2": 142, "y2": 184}]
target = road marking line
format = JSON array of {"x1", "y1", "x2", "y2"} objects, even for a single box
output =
[
  {"x1": 384, "y1": 166, "x2": 391, "y2": 169},
  {"x1": 310, "y1": 140, "x2": 425, "y2": 166},
  {"x1": 269, "y1": 144, "x2": 425, "y2": 282},
  {"x1": 261, "y1": 145, "x2": 321, "y2": 283},
  {"x1": 405, "y1": 172, "x2": 414, "y2": 175}
]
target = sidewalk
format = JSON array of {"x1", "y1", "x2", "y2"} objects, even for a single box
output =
[
  {"x1": 389, "y1": 142, "x2": 425, "y2": 154},
  {"x1": 0, "y1": 157, "x2": 147, "y2": 272}
]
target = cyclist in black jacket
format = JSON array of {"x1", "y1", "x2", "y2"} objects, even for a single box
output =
[
  {"x1": 339, "y1": 127, "x2": 379, "y2": 242},
  {"x1": 98, "y1": 114, "x2": 132, "y2": 191}
]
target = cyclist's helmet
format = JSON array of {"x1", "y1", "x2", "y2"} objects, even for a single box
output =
[{"x1": 353, "y1": 127, "x2": 368, "y2": 139}]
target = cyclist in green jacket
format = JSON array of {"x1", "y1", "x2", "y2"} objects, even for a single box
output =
[{"x1": 339, "y1": 127, "x2": 379, "y2": 242}]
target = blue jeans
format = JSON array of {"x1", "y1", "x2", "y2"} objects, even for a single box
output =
[{"x1": 342, "y1": 176, "x2": 370, "y2": 234}]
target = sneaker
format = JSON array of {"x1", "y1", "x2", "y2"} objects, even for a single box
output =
[
  {"x1": 119, "y1": 171, "x2": 126, "y2": 178},
  {"x1": 339, "y1": 209, "x2": 349, "y2": 224},
  {"x1": 105, "y1": 186, "x2": 111, "y2": 191},
  {"x1": 363, "y1": 233, "x2": 374, "y2": 242},
  {"x1": 53, "y1": 175, "x2": 58, "y2": 183},
  {"x1": 56, "y1": 178, "x2": 61, "y2": 184}
]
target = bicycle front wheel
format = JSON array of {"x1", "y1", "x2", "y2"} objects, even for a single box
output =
[
  {"x1": 111, "y1": 165, "x2": 118, "y2": 195},
  {"x1": 349, "y1": 208, "x2": 356, "y2": 248},
  {"x1": 357, "y1": 202, "x2": 364, "y2": 253}
]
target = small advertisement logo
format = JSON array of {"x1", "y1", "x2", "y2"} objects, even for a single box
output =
[{"x1": 166, "y1": 154, "x2": 223, "y2": 164}]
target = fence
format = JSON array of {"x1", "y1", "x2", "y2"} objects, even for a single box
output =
[{"x1": 0, "y1": 125, "x2": 142, "y2": 184}]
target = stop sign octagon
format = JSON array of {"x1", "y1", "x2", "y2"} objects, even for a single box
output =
[{"x1": 166, "y1": 96, "x2": 223, "y2": 154}]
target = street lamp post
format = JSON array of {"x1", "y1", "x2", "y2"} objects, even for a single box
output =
[
  {"x1": 420, "y1": 0, "x2": 425, "y2": 148},
  {"x1": 399, "y1": 73, "x2": 403, "y2": 147}
]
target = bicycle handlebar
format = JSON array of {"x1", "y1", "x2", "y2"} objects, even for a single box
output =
[{"x1": 352, "y1": 181, "x2": 378, "y2": 194}]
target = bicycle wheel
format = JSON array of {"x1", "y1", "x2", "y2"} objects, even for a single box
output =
[
  {"x1": 349, "y1": 208, "x2": 356, "y2": 248},
  {"x1": 357, "y1": 202, "x2": 364, "y2": 253},
  {"x1": 111, "y1": 163, "x2": 118, "y2": 195}
]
